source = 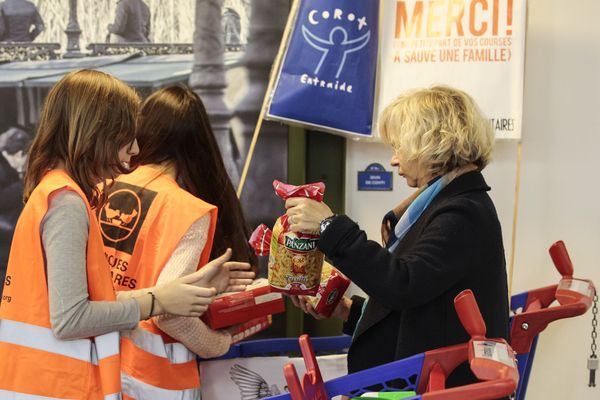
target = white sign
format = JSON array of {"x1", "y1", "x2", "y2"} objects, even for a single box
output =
[{"x1": 377, "y1": 0, "x2": 527, "y2": 139}]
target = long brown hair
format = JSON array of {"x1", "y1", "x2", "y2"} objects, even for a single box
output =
[
  {"x1": 24, "y1": 69, "x2": 139, "y2": 208},
  {"x1": 134, "y1": 85, "x2": 257, "y2": 268}
]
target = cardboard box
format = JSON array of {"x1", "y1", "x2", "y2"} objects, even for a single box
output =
[
  {"x1": 230, "y1": 315, "x2": 272, "y2": 343},
  {"x1": 202, "y1": 279, "x2": 285, "y2": 329}
]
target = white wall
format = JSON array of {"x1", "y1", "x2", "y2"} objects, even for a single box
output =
[{"x1": 344, "y1": 1, "x2": 600, "y2": 398}]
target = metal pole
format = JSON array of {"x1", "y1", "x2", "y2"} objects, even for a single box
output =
[
  {"x1": 64, "y1": 0, "x2": 84, "y2": 58},
  {"x1": 189, "y1": 0, "x2": 238, "y2": 183}
]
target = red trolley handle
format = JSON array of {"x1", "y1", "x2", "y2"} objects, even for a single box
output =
[
  {"x1": 283, "y1": 334, "x2": 328, "y2": 400},
  {"x1": 511, "y1": 240, "x2": 596, "y2": 354},
  {"x1": 418, "y1": 290, "x2": 519, "y2": 399}
]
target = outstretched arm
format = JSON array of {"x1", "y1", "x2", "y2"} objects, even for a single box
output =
[
  {"x1": 151, "y1": 214, "x2": 233, "y2": 357},
  {"x1": 318, "y1": 204, "x2": 485, "y2": 311},
  {"x1": 30, "y1": 8, "x2": 45, "y2": 40},
  {"x1": 107, "y1": 3, "x2": 128, "y2": 35}
]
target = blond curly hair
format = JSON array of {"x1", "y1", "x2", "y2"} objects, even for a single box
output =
[{"x1": 379, "y1": 85, "x2": 494, "y2": 177}]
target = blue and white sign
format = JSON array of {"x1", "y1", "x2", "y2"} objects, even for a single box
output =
[
  {"x1": 358, "y1": 163, "x2": 393, "y2": 191},
  {"x1": 267, "y1": 0, "x2": 379, "y2": 138}
]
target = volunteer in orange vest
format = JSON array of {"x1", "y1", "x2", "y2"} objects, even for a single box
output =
[
  {"x1": 101, "y1": 86, "x2": 257, "y2": 399},
  {"x1": 0, "y1": 70, "x2": 238, "y2": 399}
]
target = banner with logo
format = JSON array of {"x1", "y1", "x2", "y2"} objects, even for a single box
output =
[
  {"x1": 267, "y1": 0, "x2": 380, "y2": 138},
  {"x1": 377, "y1": 0, "x2": 526, "y2": 139}
]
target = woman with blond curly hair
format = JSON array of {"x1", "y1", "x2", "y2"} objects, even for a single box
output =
[{"x1": 286, "y1": 85, "x2": 509, "y2": 387}]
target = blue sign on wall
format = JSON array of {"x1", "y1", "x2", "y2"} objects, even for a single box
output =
[
  {"x1": 267, "y1": 0, "x2": 379, "y2": 138},
  {"x1": 358, "y1": 163, "x2": 393, "y2": 191}
]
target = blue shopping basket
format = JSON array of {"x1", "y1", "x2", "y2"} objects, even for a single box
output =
[
  {"x1": 216, "y1": 334, "x2": 352, "y2": 360},
  {"x1": 267, "y1": 289, "x2": 519, "y2": 400}
]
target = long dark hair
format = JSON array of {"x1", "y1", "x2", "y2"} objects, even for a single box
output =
[{"x1": 134, "y1": 85, "x2": 257, "y2": 269}]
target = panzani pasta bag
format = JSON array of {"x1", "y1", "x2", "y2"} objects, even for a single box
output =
[{"x1": 248, "y1": 180, "x2": 326, "y2": 295}]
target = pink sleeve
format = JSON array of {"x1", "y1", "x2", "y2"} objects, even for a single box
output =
[{"x1": 152, "y1": 214, "x2": 232, "y2": 357}]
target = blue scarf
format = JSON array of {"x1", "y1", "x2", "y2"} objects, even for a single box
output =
[{"x1": 385, "y1": 175, "x2": 444, "y2": 252}]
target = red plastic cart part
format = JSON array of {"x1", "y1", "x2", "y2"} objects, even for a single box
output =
[
  {"x1": 416, "y1": 290, "x2": 519, "y2": 399},
  {"x1": 549, "y1": 240, "x2": 573, "y2": 278},
  {"x1": 284, "y1": 335, "x2": 328, "y2": 400},
  {"x1": 284, "y1": 364, "x2": 305, "y2": 400},
  {"x1": 418, "y1": 344, "x2": 469, "y2": 394},
  {"x1": 454, "y1": 289, "x2": 486, "y2": 340},
  {"x1": 418, "y1": 287, "x2": 486, "y2": 393},
  {"x1": 423, "y1": 378, "x2": 517, "y2": 400},
  {"x1": 510, "y1": 241, "x2": 596, "y2": 354}
]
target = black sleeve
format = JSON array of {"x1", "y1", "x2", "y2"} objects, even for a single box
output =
[
  {"x1": 30, "y1": 8, "x2": 45, "y2": 41},
  {"x1": 145, "y1": 14, "x2": 150, "y2": 40},
  {"x1": 318, "y1": 203, "x2": 482, "y2": 311},
  {"x1": 108, "y1": 3, "x2": 128, "y2": 35},
  {"x1": 0, "y1": 5, "x2": 6, "y2": 41},
  {"x1": 342, "y1": 295, "x2": 365, "y2": 336}
]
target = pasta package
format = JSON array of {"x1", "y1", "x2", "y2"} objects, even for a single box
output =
[
  {"x1": 307, "y1": 261, "x2": 351, "y2": 318},
  {"x1": 249, "y1": 181, "x2": 326, "y2": 295}
]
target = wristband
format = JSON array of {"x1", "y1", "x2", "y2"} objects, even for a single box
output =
[{"x1": 147, "y1": 292, "x2": 156, "y2": 319}]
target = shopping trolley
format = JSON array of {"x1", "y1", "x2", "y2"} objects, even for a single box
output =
[
  {"x1": 262, "y1": 240, "x2": 595, "y2": 399},
  {"x1": 215, "y1": 240, "x2": 594, "y2": 399},
  {"x1": 509, "y1": 240, "x2": 596, "y2": 399},
  {"x1": 266, "y1": 289, "x2": 519, "y2": 400}
]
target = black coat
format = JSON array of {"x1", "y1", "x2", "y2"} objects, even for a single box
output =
[
  {"x1": 318, "y1": 171, "x2": 509, "y2": 386},
  {"x1": 108, "y1": 0, "x2": 151, "y2": 42}
]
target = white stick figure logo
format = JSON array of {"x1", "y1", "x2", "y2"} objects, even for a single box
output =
[{"x1": 301, "y1": 8, "x2": 371, "y2": 79}]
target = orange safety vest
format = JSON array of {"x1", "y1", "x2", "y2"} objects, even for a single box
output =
[
  {"x1": 99, "y1": 165, "x2": 217, "y2": 400},
  {"x1": 0, "y1": 169, "x2": 121, "y2": 399}
]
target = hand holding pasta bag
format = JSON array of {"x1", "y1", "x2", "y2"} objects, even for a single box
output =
[{"x1": 249, "y1": 180, "x2": 326, "y2": 295}]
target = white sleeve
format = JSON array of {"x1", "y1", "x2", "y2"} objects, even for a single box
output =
[{"x1": 152, "y1": 214, "x2": 233, "y2": 358}]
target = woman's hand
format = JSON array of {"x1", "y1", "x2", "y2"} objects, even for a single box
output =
[
  {"x1": 151, "y1": 282, "x2": 215, "y2": 317},
  {"x1": 285, "y1": 197, "x2": 334, "y2": 234},
  {"x1": 289, "y1": 295, "x2": 325, "y2": 320},
  {"x1": 151, "y1": 249, "x2": 240, "y2": 317},
  {"x1": 215, "y1": 261, "x2": 256, "y2": 294},
  {"x1": 289, "y1": 295, "x2": 353, "y2": 322},
  {"x1": 194, "y1": 248, "x2": 256, "y2": 294}
]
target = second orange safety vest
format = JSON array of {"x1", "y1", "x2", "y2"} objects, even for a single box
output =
[
  {"x1": 0, "y1": 169, "x2": 121, "y2": 399},
  {"x1": 99, "y1": 165, "x2": 217, "y2": 400}
]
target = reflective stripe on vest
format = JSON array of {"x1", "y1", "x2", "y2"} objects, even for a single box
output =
[
  {"x1": 0, "y1": 389, "x2": 123, "y2": 400},
  {"x1": 0, "y1": 319, "x2": 121, "y2": 399},
  {"x1": 121, "y1": 326, "x2": 194, "y2": 364},
  {"x1": 0, "y1": 319, "x2": 119, "y2": 365},
  {"x1": 0, "y1": 390, "x2": 123, "y2": 400},
  {"x1": 120, "y1": 332, "x2": 199, "y2": 391},
  {"x1": 122, "y1": 372, "x2": 200, "y2": 400}
]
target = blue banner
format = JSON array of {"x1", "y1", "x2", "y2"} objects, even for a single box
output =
[{"x1": 267, "y1": 0, "x2": 379, "y2": 138}]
